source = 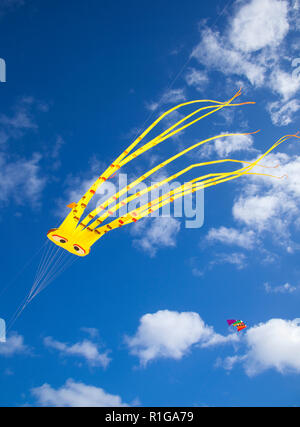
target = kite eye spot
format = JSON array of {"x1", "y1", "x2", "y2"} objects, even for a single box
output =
[
  {"x1": 52, "y1": 235, "x2": 68, "y2": 244},
  {"x1": 73, "y1": 245, "x2": 86, "y2": 255}
]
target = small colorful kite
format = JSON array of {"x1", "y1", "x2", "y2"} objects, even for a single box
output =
[{"x1": 227, "y1": 319, "x2": 247, "y2": 332}]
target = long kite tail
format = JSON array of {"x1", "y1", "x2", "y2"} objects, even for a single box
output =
[
  {"x1": 65, "y1": 89, "x2": 254, "y2": 228},
  {"x1": 75, "y1": 135, "x2": 298, "y2": 248},
  {"x1": 63, "y1": 87, "x2": 299, "y2": 241},
  {"x1": 90, "y1": 134, "x2": 299, "y2": 236}
]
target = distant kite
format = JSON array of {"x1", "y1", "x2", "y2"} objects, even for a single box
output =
[{"x1": 227, "y1": 319, "x2": 247, "y2": 332}]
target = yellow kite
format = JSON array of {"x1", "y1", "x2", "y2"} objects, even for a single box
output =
[{"x1": 46, "y1": 89, "x2": 298, "y2": 256}]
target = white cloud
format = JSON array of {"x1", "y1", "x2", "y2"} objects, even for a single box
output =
[
  {"x1": 126, "y1": 310, "x2": 237, "y2": 365},
  {"x1": 132, "y1": 217, "x2": 181, "y2": 257},
  {"x1": 49, "y1": 135, "x2": 65, "y2": 170},
  {"x1": 80, "y1": 327, "x2": 100, "y2": 339},
  {"x1": 205, "y1": 145, "x2": 300, "y2": 258},
  {"x1": 192, "y1": 28, "x2": 266, "y2": 86},
  {"x1": 31, "y1": 379, "x2": 128, "y2": 407},
  {"x1": 0, "y1": 97, "x2": 50, "y2": 209},
  {"x1": 0, "y1": 109, "x2": 37, "y2": 130},
  {"x1": 229, "y1": 0, "x2": 289, "y2": 53},
  {"x1": 210, "y1": 252, "x2": 247, "y2": 270},
  {"x1": 206, "y1": 226, "x2": 256, "y2": 249},
  {"x1": 191, "y1": 250, "x2": 247, "y2": 276},
  {"x1": 0, "y1": 333, "x2": 28, "y2": 357},
  {"x1": 224, "y1": 318, "x2": 300, "y2": 376},
  {"x1": 0, "y1": 153, "x2": 45, "y2": 208},
  {"x1": 233, "y1": 194, "x2": 282, "y2": 229},
  {"x1": 269, "y1": 68, "x2": 300, "y2": 100},
  {"x1": 55, "y1": 157, "x2": 108, "y2": 217},
  {"x1": 232, "y1": 150, "x2": 300, "y2": 244},
  {"x1": 0, "y1": 97, "x2": 48, "y2": 142},
  {"x1": 191, "y1": 0, "x2": 299, "y2": 124},
  {"x1": 44, "y1": 336, "x2": 110, "y2": 368},
  {"x1": 161, "y1": 88, "x2": 186, "y2": 104},
  {"x1": 185, "y1": 68, "x2": 209, "y2": 92},
  {"x1": 264, "y1": 282, "x2": 298, "y2": 293},
  {"x1": 146, "y1": 88, "x2": 186, "y2": 111},
  {"x1": 201, "y1": 133, "x2": 255, "y2": 158},
  {"x1": 267, "y1": 99, "x2": 300, "y2": 125}
]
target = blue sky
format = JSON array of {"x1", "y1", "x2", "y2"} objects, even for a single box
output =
[{"x1": 0, "y1": 0, "x2": 300, "y2": 407}]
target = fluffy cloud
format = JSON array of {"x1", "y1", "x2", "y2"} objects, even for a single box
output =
[
  {"x1": 269, "y1": 68, "x2": 300, "y2": 101},
  {"x1": 264, "y1": 282, "x2": 298, "y2": 293},
  {"x1": 126, "y1": 310, "x2": 237, "y2": 365},
  {"x1": 209, "y1": 252, "x2": 247, "y2": 270},
  {"x1": 232, "y1": 150, "x2": 300, "y2": 245},
  {"x1": 205, "y1": 142, "x2": 300, "y2": 259},
  {"x1": 31, "y1": 379, "x2": 128, "y2": 407},
  {"x1": 223, "y1": 318, "x2": 300, "y2": 376},
  {"x1": 229, "y1": 0, "x2": 289, "y2": 53},
  {"x1": 146, "y1": 88, "x2": 186, "y2": 111},
  {"x1": 0, "y1": 97, "x2": 48, "y2": 141},
  {"x1": 0, "y1": 97, "x2": 50, "y2": 209},
  {"x1": 233, "y1": 194, "x2": 282, "y2": 229},
  {"x1": 80, "y1": 327, "x2": 100, "y2": 339},
  {"x1": 191, "y1": 0, "x2": 299, "y2": 124},
  {"x1": 0, "y1": 109, "x2": 37, "y2": 131},
  {"x1": 192, "y1": 28, "x2": 266, "y2": 86},
  {"x1": 44, "y1": 336, "x2": 110, "y2": 368},
  {"x1": 206, "y1": 227, "x2": 256, "y2": 249},
  {"x1": 131, "y1": 217, "x2": 181, "y2": 257},
  {"x1": 55, "y1": 157, "x2": 109, "y2": 217},
  {"x1": 185, "y1": 68, "x2": 209, "y2": 92},
  {"x1": 201, "y1": 134, "x2": 255, "y2": 158},
  {"x1": 0, "y1": 333, "x2": 29, "y2": 357},
  {"x1": 267, "y1": 99, "x2": 300, "y2": 126},
  {"x1": 0, "y1": 153, "x2": 45, "y2": 208},
  {"x1": 190, "y1": 250, "x2": 247, "y2": 277}
]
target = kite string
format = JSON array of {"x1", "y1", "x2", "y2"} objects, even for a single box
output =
[
  {"x1": 131, "y1": 0, "x2": 236, "y2": 140},
  {"x1": 10, "y1": 248, "x2": 63, "y2": 326},
  {"x1": 31, "y1": 241, "x2": 54, "y2": 292},
  {"x1": 30, "y1": 255, "x2": 78, "y2": 301},
  {"x1": 29, "y1": 247, "x2": 66, "y2": 300},
  {"x1": 30, "y1": 249, "x2": 68, "y2": 298},
  {"x1": 0, "y1": 240, "x2": 48, "y2": 302}
]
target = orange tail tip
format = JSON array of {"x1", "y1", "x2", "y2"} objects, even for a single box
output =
[
  {"x1": 244, "y1": 129, "x2": 260, "y2": 136},
  {"x1": 67, "y1": 202, "x2": 77, "y2": 209}
]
